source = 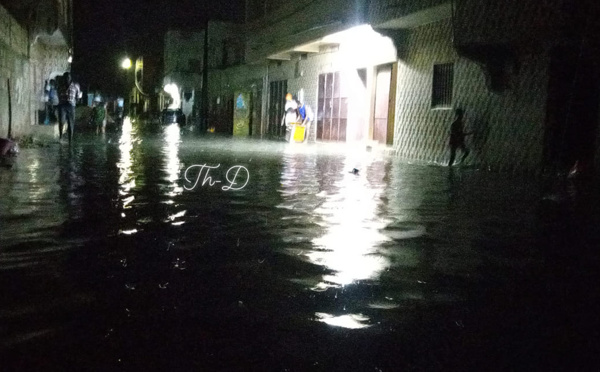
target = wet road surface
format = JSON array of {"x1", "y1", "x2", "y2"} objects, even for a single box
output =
[{"x1": 2, "y1": 120, "x2": 600, "y2": 371}]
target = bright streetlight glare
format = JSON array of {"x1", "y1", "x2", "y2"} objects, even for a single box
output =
[
  {"x1": 121, "y1": 58, "x2": 132, "y2": 69},
  {"x1": 163, "y1": 83, "x2": 181, "y2": 109}
]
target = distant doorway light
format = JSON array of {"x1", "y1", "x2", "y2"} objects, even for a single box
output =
[{"x1": 164, "y1": 83, "x2": 181, "y2": 109}]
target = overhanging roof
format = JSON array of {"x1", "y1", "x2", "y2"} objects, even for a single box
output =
[
  {"x1": 267, "y1": 40, "x2": 338, "y2": 60},
  {"x1": 266, "y1": 24, "x2": 364, "y2": 61},
  {"x1": 375, "y1": 2, "x2": 452, "y2": 29}
]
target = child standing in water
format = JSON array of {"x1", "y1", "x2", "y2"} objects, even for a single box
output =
[
  {"x1": 91, "y1": 97, "x2": 107, "y2": 134},
  {"x1": 448, "y1": 108, "x2": 472, "y2": 166}
]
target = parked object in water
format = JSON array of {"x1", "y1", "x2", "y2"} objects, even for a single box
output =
[
  {"x1": 0, "y1": 137, "x2": 18, "y2": 168},
  {"x1": 0, "y1": 138, "x2": 18, "y2": 156},
  {"x1": 162, "y1": 108, "x2": 185, "y2": 125}
]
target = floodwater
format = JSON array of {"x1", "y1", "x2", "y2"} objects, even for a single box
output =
[{"x1": 1, "y1": 120, "x2": 600, "y2": 371}]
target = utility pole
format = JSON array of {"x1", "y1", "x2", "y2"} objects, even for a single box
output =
[
  {"x1": 7, "y1": 79, "x2": 12, "y2": 138},
  {"x1": 201, "y1": 20, "x2": 209, "y2": 132}
]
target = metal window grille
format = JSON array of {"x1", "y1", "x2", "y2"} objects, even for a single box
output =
[{"x1": 432, "y1": 63, "x2": 454, "y2": 108}]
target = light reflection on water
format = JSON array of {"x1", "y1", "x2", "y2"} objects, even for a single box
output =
[
  {"x1": 280, "y1": 151, "x2": 392, "y2": 288},
  {"x1": 117, "y1": 117, "x2": 136, "y2": 198},
  {"x1": 315, "y1": 312, "x2": 372, "y2": 329},
  {"x1": 163, "y1": 123, "x2": 184, "y2": 199},
  {"x1": 162, "y1": 124, "x2": 186, "y2": 226}
]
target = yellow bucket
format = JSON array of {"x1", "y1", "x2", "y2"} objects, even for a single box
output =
[{"x1": 292, "y1": 124, "x2": 305, "y2": 142}]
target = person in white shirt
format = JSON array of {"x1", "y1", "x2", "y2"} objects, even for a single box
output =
[
  {"x1": 281, "y1": 93, "x2": 299, "y2": 142},
  {"x1": 57, "y1": 72, "x2": 82, "y2": 143}
]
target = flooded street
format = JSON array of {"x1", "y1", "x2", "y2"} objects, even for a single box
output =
[{"x1": 2, "y1": 121, "x2": 600, "y2": 371}]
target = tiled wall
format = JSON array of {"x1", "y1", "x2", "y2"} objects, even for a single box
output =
[{"x1": 393, "y1": 19, "x2": 548, "y2": 172}]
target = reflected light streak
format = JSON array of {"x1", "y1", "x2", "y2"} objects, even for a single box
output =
[
  {"x1": 117, "y1": 117, "x2": 136, "y2": 207},
  {"x1": 167, "y1": 210, "x2": 186, "y2": 221},
  {"x1": 26, "y1": 158, "x2": 42, "y2": 211},
  {"x1": 119, "y1": 229, "x2": 138, "y2": 235},
  {"x1": 163, "y1": 123, "x2": 184, "y2": 199},
  {"x1": 280, "y1": 151, "x2": 391, "y2": 289},
  {"x1": 309, "y1": 159, "x2": 391, "y2": 288},
  {"x1": 315, "y1": 312, "x2": 372, "y2": 329}
]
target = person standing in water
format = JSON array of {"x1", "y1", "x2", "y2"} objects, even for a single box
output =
[
  {"x1": 448, "y1": 108, "x2": 472, "y2": 166},
  {"x1": 296, "y1": 98, "x2": 314, "y2": 143},
  {"x1": 281, "y1": 93, "x2": 299, "y2": 142},
  {"x1": 57, "y1": 72, "x2": 82, "y2": 143}
]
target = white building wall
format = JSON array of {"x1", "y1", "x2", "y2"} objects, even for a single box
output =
[{"x1": 265, "y1": 26, "x2": 397, "y2": 143}]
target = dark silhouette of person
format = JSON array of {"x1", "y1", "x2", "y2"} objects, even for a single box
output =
[
  {"x1": 448, "y1": 108, "x2": 472, "y2": 166},
  {"x1": 57, "y1": 72, "x2": 81, "y2": 143}
]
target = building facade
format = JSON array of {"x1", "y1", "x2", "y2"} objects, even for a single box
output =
[
  {"x1": 0, "y1": 0, "x2": 72, "y2": 138},
  {"x1": 163, "y1": 30, "x2": 204, "y2": 120},
  {"x1": 189, "y1": 0, "x2": 599, "y2": 173}
]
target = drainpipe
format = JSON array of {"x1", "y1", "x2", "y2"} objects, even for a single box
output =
[
  {"x1": 261, "y1": 61, "x2": 269, "y2": 138},
  {"x1": 7, "y1": 79, "x2": 12, "y2": 139}
]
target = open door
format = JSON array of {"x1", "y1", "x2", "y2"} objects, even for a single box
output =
[{"x1": 373, "y1": 64, "x2": 393, "y2": 144}]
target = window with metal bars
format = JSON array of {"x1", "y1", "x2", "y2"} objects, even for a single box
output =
[{"x1": 431, "y1": 63, "x2": 454, "y2": 109}]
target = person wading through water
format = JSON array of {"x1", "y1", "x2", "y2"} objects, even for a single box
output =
[
  {"x1": 448, "y1": 108, "x2": 473, "y2": 166},
  {"x1": 57, "y1": 72, "x2": 82, "y2": 143}
]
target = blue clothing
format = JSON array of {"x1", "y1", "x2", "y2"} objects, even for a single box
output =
[
  {"x1": 298, "y1": 105, "x2": 306, "y2": 120},
  {"x1": 298, "y1": 104, "x2": 313, "y2": 121}
]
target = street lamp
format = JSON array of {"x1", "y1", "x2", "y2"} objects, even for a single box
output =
[
  {"x1": 120, "y1": 57, "x2": 133, "y2": 116},
  {"x1": 121, "y1": 57, "x2": 132, "y2": 70}
]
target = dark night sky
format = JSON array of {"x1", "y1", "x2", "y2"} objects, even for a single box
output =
[{"x1": 72, "y1": 0, "x2": 244, "y2": 95}]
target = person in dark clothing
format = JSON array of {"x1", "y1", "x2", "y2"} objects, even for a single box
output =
[
  {"x1": 448, "y1": 108, "x2": 472, "y2": 166},
  {"x1": 57, "y1": 72, "x2": 81, "y2": 142}
]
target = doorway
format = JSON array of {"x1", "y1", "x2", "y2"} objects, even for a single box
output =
[
  {"x1": 372, "y1": 63, "x2": 396, "y2": 145},
  {"x1": 268, "y1": 80, "x2": 287, "y2": 138},
  {"x1": 317, "y1": 72, "x2": 348, "y2": 142}
]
